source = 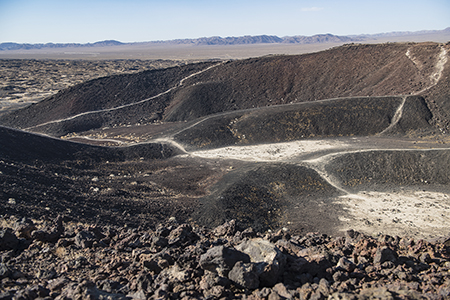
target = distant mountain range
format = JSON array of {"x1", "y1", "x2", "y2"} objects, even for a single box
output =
[
  {"x1": 1, "y1": 28, "x2": 449, "y2": 50},
  {"x1": 150, "y1": 33, "x2": 361, "y2": 46}
]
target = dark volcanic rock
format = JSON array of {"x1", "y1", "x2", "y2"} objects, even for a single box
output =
[
  {"x1": 0, "y1": 41, "x2": 450, "y2": 300},
  {"x1": 213, "y1": 219, "x2": 237, "y2": 237},
  {"x1": 0, "y1": 126, "x2": 183, "y2": 164},
  {"x1": 30, "y1": 215, "x2": 64, "y2": 243},
  {"x1": 199, "y1": 245, "x2": 250, "y2": 276},
  {"x1": 0, "y1": 62, "x2": 218, "y2": 133},
  {"x1": 228, "y1": 261, "x2": 260, "y2": 289},
  {"x1": 0, "y1": 216, "x2": 449, "y2": 299},
  {"x1": 0, "y1": 263, "x2": 11, "y2": 279},
  {"x1": 373, "y1": 247, "x2": 398, "y2": 265},
  {"x1": 325, "y1": 149, "x2": 450, "y2": 192},
  {"x1": 1, "y1": 42, "x2": 449, "y2": 241},
  {"x1": 167, "y1": 223, "x2": 198, "y2": 246},
  {"x1": 0, "y1": 216, "x2": 450, "y2": 299},
  {"x1": 236, "y1": 238, "x2": 286, "y2": 287},
  {"x1": 0, "y1": 229, "x2": 19, "y2": 251},
  {"x1": 74, "y1": 230, "x2": 97, "y2": 248}
]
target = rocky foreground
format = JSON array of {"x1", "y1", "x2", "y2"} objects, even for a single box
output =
[{"x1": 1, "y1": 215, "x2": 450, "y2": 300}]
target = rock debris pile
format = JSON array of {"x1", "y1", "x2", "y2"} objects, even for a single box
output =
[{"x1": 1, "y1": 216, "x2": 450, "y2": 299}]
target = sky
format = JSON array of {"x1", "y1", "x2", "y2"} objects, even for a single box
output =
[{"x1": 0, "y1": 0, "x2": 449, "y2": 44}]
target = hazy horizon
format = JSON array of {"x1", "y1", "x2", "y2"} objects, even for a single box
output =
[
  {"x1": 1, "y1": 0, "x2": 449, "y2": 44},
  {"x1": 1, "y1": 27, "x2": 449, "y2": 46}
]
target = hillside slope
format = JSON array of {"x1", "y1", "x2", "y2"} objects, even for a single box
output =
[
  {"x1": 172, "y1": 96, "x2": 432, "y2": 150},
  {"x1": 0, "y1": 42, "x2": 448, "y2": 136},
  {"x1": 0, "y1": 62, "x2": 218, "y2": 130}
]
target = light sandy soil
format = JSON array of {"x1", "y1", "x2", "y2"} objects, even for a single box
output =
[
  {"x1": 187, "y1": 136, "x2": 450, "y2": 240},
  {"x1": 336, "y1": 190, "x2": 450, "y2": 240},
  {"x1": 189, "y1": 140, "x2": 351, "y2": 161}
]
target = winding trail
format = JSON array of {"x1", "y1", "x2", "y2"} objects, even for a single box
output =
[
  {"x1": 406, "y1": 45, "x2": 448, "y2": 95},
  {"x1": 378, "y1": 96, "x2": 407, "y2": 135},
  {"x1": 25, "y1": 62, "x2": 224, "y2": 131},
  {"x1": 64, "y1": 136, "x2": 127, "y2": 144},
  {"x1": 172, "y1": 95, "x2": 407, "y2": 138},
  {"x1": 301, "y1": 159, "x2": 349, "y2": 195},
  {"x1": 188, "y1": 135, "x2": 450, "y2": 194}
]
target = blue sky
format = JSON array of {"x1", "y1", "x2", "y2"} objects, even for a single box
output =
[{"x1": 0, "y1": 0, "x2": 449, "y2": 43}]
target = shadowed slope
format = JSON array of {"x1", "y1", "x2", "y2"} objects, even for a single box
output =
[
  {"x1": 0, "y1": 126, "x2": 183, "y2": 164},
  {"x1": 172, "y1": 96, "x2": 432, "y2": 150},
  {"x1": 0, "y1": 126, "x2": 216, "y2": 228}
]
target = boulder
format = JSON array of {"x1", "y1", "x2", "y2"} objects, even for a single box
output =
[
  {"x1": 167, "y1": 224, "x2": 198, "y2": 246},
  {"x1": 199, "y1": 245, "x2": 250, "y2": 276},
  {"x1": 336, "y1": 256, "x2": 356, "y2": 273},
  {"x1": 15, "y1": 218, "x2": 37, "y2": 239},
  {"x1": 157, "y1": 264, "x2": 190, "y2": 283},
  {"x1": 75, "y1": 230, "x2": 97, "y2": 248},
  {"x1": 47, "y1": 276, "x2": 69, "y2": 292},
  {"x1": 272, "y1": 282, "x2": 292, "y2": 299},
  {"x1": 373, "y1": 246, "x2": 397, "y2": 264},
  {"x1": 359, "y1": 287, "x2": 394, "y2": 300},
  {"x1": 0, "y1": 228, "x2": 19, "y2": 251},
  {"x1": 228, "y1": 261, "x2": 260, "y2": 289},
  {"x1": 213, "y1": 219, "x2": 237, "y2": 237},
  {"x1": 30, "y1": 215, "x2": 65, "y2": 243},
  {"x1": 236, "y1": 238, "x2": 286, "y2": 286},
  {"x1": 199, "y1": 271, "x2": 230, "y2": 290}
]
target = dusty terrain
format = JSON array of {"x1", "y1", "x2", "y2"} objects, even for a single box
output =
[
  {"x1": 1, "y1": 42, "x2": 450, "y2": 238},
  {"x1": 1, "y1": 41, "x2": 450, "y2": 298}
]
